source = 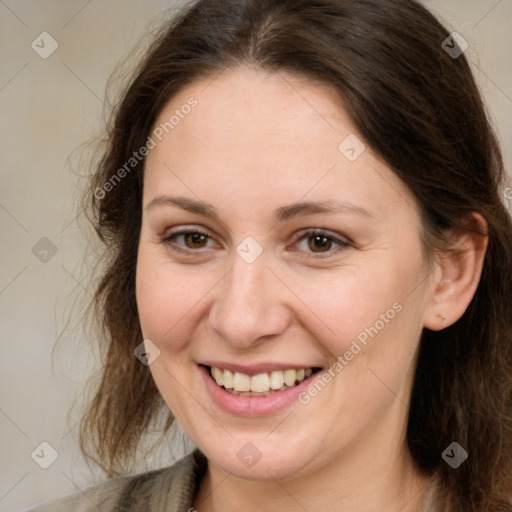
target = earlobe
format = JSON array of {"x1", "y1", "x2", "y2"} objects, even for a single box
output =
[{"x1": 423, "y1": 213, "x2": 488, "y2": 331}]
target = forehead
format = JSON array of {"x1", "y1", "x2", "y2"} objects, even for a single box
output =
[
  {"x1": 143, "y1": 66, "x2": 417, "y2": 223},
  {"x1": 151, "y1": 66, "x2": 350, "y2": 150}
]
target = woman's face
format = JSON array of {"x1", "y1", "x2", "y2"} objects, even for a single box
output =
[{"x1": 136, "y1": 67, "x2": 435, "y2": 481}]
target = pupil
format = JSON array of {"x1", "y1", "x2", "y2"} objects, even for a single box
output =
[
  {"x1": 309, "y1": 235, "x2": 330, "y2": 252},
  {"x1": 187, "y1": 233, "x2": 205, "y2": 247}
]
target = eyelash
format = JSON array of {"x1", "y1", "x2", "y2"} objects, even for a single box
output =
[{"x1": 160, "y1": 228, "x2": 351, "y2": 259}]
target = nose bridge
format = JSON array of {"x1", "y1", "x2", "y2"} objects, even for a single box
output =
[
  {"x1": 208, "y1": 250, "x2": 290, "y2": 347},
  {"x1": 229, "y1": 255, "x2": 263, "y2": 310}
]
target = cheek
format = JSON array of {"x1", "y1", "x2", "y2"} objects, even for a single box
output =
[
  {"x1": 296, "y1": 261, "x2": 422, "y2": 398},
  {"x1": 136, "y1": 244, "x2": 228, "y2": 357},
  {"x1": 135, "y1": 251, "x2": 198, "y2": 351},
  {"x1": 294, "y1": 266, "x2": 403, "y2": 351}
]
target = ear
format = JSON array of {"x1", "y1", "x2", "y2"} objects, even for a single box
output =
[{"x1": 423, "y1": 212, "x2": 489, "y2": 331}]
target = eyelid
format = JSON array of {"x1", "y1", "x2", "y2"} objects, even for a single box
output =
[
  {"x1": 293, "y1": 227, "x2": 352, "y2": 245},
  {"x1": 161, "y1": 226, "x2": 218, "y2": 249},
  {"x1": 161, "y1": 226, "x2": 351, "y2": 257},
  {"x1": 163, "y1": 225, "x2": 214, "y2": 237},
  {"x1": 289, "y1": 228, "x2": 351, "y2": 258}
]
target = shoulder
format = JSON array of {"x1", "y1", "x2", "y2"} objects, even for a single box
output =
[{"x1": 22, "y1": 449, "x2": 207, "y2": 512}]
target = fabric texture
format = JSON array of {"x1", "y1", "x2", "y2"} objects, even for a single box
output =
[{"x1": 23, "y1": 449, "x2": 207, "y2": 512}]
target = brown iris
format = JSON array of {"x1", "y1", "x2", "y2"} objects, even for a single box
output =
[
  {"x1": 184, "y1": 232, "x2": 208, "y2": 248},
  {"x1": 308, "y1": 234, "x2": 332, "y2": 253}
]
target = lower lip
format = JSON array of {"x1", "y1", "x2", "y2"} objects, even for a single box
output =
[{"x1": 199, "y1": 365, "x2": 320, "y2": 417}]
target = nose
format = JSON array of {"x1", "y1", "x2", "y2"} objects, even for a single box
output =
[{"x1": 207, "y1": 250, "x2": 293, "y2": 349}]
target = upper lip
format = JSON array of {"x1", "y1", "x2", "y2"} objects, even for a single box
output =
[{"x1": 200, "y1": 361, "x2": 321, "y2": 376}]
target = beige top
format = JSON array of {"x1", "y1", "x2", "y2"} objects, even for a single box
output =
[
  {"x1": 24, "y1": 449, "x2": 208, "y2": 512},
  {"x1": 24, "y1": 449, "x2": 440, "y2": 511}
]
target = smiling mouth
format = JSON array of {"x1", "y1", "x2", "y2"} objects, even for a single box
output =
[{"x1": 206, "y1": 365, "x2": 322, "y2": 397}]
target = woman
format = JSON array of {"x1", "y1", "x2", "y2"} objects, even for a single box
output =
[{"x1": 27, "y1": 0, "x2": 512, "y2": 510}]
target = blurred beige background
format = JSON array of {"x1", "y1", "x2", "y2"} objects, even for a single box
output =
[{"x1": 1, "y1": 1, "x2": 511, "y2": 510}]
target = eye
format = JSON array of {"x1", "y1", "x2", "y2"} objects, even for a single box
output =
[
  {"x1": 291, "y1": 229, "x2": 350, "y2": 258},
  {"x1": 161, "y1": 229, "x2": 217, "y2": 253},
  {"x1": 161, "y1": 227, "x2": 351, "y2": 258}
]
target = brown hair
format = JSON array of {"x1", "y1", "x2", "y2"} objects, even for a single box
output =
[{"x1": 79, "y1": 0, "x2": 512, "y2": 510}]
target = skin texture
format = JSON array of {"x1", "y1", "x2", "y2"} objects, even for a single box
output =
[{"x1": 135, "y1": 66, "x2": 488, "y2": 512}]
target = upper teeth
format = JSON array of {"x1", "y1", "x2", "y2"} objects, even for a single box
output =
[{"x1": 210, "y1": 366, "x2": 313, "y2": 393}]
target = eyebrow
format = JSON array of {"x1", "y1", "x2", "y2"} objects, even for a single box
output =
[{"x1": 145, "y1": 195, "x2": 376, "y2": 223}]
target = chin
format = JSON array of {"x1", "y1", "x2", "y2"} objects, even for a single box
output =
[{"x1": 195, "y1": 433, "x2": 319, "y2": 481}]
